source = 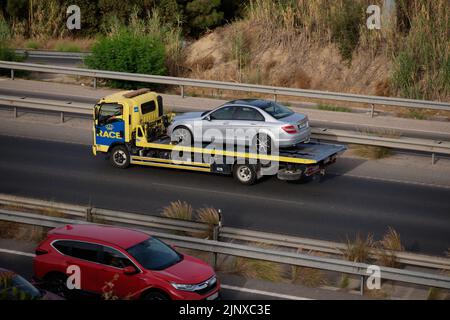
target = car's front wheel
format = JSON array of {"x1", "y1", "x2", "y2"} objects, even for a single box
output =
[{"x1": 142, "y1": 291, "x2": 170, "y2": 300}]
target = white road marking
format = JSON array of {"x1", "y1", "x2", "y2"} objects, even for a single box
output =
[
  {"x1": 0, "y1": 248, "x2": 35, "y2": 257},
  {"x1": 220, "y1": 284, "x2": 312, "y2": 300},
  {"x1": 0, "y1": 248, "x2": 313, "y2": 300}
]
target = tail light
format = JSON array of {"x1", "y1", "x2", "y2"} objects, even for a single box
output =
[{"x1": 281, "y1": 125, "x2": 298, "y2": 134}]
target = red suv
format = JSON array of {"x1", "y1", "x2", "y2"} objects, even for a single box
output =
[{"x1": 33, "y1": 224, "x2": 219, "y2": 300}]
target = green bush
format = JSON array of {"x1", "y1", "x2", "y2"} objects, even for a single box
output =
[
  {"x1": 85, "y1": 29, "x2": 166, "y2": 88},
  {"x1": 329, "y1": 0, "x2": 364, "y2": 62}
]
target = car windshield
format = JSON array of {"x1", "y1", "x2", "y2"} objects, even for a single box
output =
[
  {"x1": 127, "y1": 237, "x2": 182, "y2": 271},
  {"x1": 258, "y1": 101, "x2": 294, "y2": 119},
  {"x1": 0, "y1": 274, "x2": 42, "y2": 299}
]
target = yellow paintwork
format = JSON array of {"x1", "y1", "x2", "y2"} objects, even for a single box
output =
[{"x1": 93, "y1": 90, "x2": 318, "y2": 168}]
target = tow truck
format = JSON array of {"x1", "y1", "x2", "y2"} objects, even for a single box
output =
[{"x1": 92, "y1": 89, "x2": 346, "y2": 185}]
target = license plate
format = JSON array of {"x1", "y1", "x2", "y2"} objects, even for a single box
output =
[{"x1": 206, "y1": 291, "x2": 219, "y2": 300}]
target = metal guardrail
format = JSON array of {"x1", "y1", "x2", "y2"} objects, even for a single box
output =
[
  {"x1": 1, "y1": 60, "x2": 450, "y2": 112},
  {"x1": 1, "y1": 193, "x2": 449, "y2": 273},
  {"x1": 1, "y1": 206, "x2": 450, "y2": 292},
  {"x1": 1, "y1": 95, "x2": 449, "y2": 157}
]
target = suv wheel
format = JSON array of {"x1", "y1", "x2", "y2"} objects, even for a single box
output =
[{"x1": 142, "y1": 291, "x2": 170, "y2": 300}]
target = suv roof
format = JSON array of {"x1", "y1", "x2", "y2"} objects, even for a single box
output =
[{"x1": 48, "y1": 224, "x2": 149, "y2": 249}]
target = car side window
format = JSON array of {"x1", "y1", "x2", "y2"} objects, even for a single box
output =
[
  {"x1": 209, "y1": 106, "x2": 236, "y2": 120},
  {"x1": 101, "y1": 247, "x2": 134, "y2": 269},
  {"x1": 53, "y1": 240, "x2": 73, "y2": 256},
  {"x1": 233, "y1": 107, "x2": 265, "y2": 121},
  {"x1": 67, "y1": 241, "x2": 102, "y2": 263}
]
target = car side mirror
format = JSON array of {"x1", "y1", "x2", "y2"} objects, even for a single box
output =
[
  {"x1": 123, "y1": 266, "x2": 138, "y2": 275},
  {"x1": 204, "y1": 115, "x2": 211, "y2": 121}
]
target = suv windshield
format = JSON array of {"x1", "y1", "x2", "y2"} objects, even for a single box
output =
[
  {"x1": 258, "y1": 101, "x2": 294, "y2": 119},
  {"x1": 127, "y1": 237, "x2": 182, "y2": 271}
]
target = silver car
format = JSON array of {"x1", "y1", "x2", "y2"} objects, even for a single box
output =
[{"x1": 167, "y1": 99, "x2": 311, "y2": 151}]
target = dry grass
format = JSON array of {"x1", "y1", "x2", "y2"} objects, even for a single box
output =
[
  {"x1": 291, "y1": 266, "x2": 328, "y2": 287},
  {"x1": 341, "y1": 233, "x2": 374, "y2": 263},
  {"x1": 376, "y1": 227, "x2": 404, "y2": 268},
  {"x1": 230, "y1": 256, "x2": 284, "y2": 282},
  {"x1": 161, "y1": 200, "x2": 193, "y2": 221},
  {"x1": 11, "y1": 37, "x2": 95, "y2": 52},
  {"x1": 0, "y1": 221, "x2": 48, "y2": 242},
  {"x1": 351, "y1": 145, "x2": 392, "y2": 160},
  {"x1": 195, "y1": 207, "x2": 220, "y2": 240}
]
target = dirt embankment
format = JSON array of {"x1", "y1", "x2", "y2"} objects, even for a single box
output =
[{"x1": 182, "y1": 22, "x2": 392, "y2": 97}]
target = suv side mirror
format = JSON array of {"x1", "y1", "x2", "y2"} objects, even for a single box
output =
[{"x1": 123, "y1": 266, "x2": 138, "y2": 275}]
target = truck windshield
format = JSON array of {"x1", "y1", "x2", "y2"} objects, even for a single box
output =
[
  {"x1": 258, "y1": 102, "x2": 294, "y2": 119},
  {"x1": 127, "y1": 237, "x2": 182, "y2": 271}
]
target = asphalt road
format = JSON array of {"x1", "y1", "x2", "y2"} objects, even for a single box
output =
[{"x1": 0, "y1": 135, "x2": 449, "y2": 255}]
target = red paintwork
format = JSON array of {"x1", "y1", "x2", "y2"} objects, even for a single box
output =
[{"x1": 33, "y1": 224, "x2": 219, "y2": 300}]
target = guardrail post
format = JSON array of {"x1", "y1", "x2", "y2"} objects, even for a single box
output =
[
  {"x1": 211, "y1": 209, "x2": 223, "y2": 269},
  {"x1": 370, "y1": 104, "x2": 375, "y2": 118},
  {"x1": 10, "y1": 69, "x2": 14, "y2": 80},
  {"x1": 86, "y1": 207, "x2": 93, "y2": 222},
  {"x1": 360, "y1": 275, "x2": 365, "y2": 295},
  {"x1": 180, "y1": 85, "x2": 185, "y2": 99},
  {"x1": 273, "y1": 94, "x2": 277, "y2": 102},
  {"x1": 93, "y1": 77, "x2": 97, "y2": 89},
  {"x1": 13, "y1": 106, "x2": 17, "y2": 118},
  {"x1": 60, "y1": 112, "x2": 65, "y2": 123},
  {"x1": 432, "y1": 153, "x2": 436, "y2": 165}
]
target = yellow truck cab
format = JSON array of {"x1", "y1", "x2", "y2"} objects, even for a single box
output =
[
  {"x1": 93, "y1": 89, "x2": 172, "y2": 155},
  {"x1": 92, "y1": 89, "x2": 346, "y2": 185}
]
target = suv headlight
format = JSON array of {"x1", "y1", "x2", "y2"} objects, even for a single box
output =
[{"x1": 171, "y1": 282, "x2": 198, "y2": 292}]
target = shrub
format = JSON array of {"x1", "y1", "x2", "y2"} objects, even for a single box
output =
[
  {"x1": 195, "y1": 207, "x2": 220, "y2": 239},
  {"x1": 161, "y1": 200, "x2": 193, "y2": 221},
  {"x1": 341, "y1": 233, "x2": 374, "y2": 263},
  {"x1": 328, "y1": 0, "x2": 365, "y2": 62},
  {"x1": 85, "y1": 28, "x2": 166, "y2": 88}
]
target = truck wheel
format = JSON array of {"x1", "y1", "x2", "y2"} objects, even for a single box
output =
[
  {"x1": 233, "y1": 164, "x2": 257, "y2": 185},
  {"x1": 110, "y1": 145, "x2": 130, "y2": 169}
]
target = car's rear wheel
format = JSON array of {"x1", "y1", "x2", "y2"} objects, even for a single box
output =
[
  {"x1": 171, "y1": 126, "x2": 193, "y2": 146},
  {"x1": 110, "y1": 145, "x2": 130, "y2": 169},
  {"x1": 142, "y1": 291, "x2": 170, "y2": 300},
  {"x1": 45, "y1": 273, "x2": 69, "y2": 298},
  {"x1": 254, "y1": 133, "x2": 272, "y2": 154},
  {"x1": 233, "y1": 164, "x2": 257, "y2": 185}
]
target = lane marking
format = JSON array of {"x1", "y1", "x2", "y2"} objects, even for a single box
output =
[
  {"x1": 0, "y1": 248, "x2": 312, "y2": 300},
  {"x1": 220, "y1": 284, "x2": 312, "y2": 300},
  {"x1": 0, "y1": 248, "x2": 35, "y2": 258}
]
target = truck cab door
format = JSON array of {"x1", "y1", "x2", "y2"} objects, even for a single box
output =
[{"x1": 95, "y1": 103, "x2": 125, "y2": 147}]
